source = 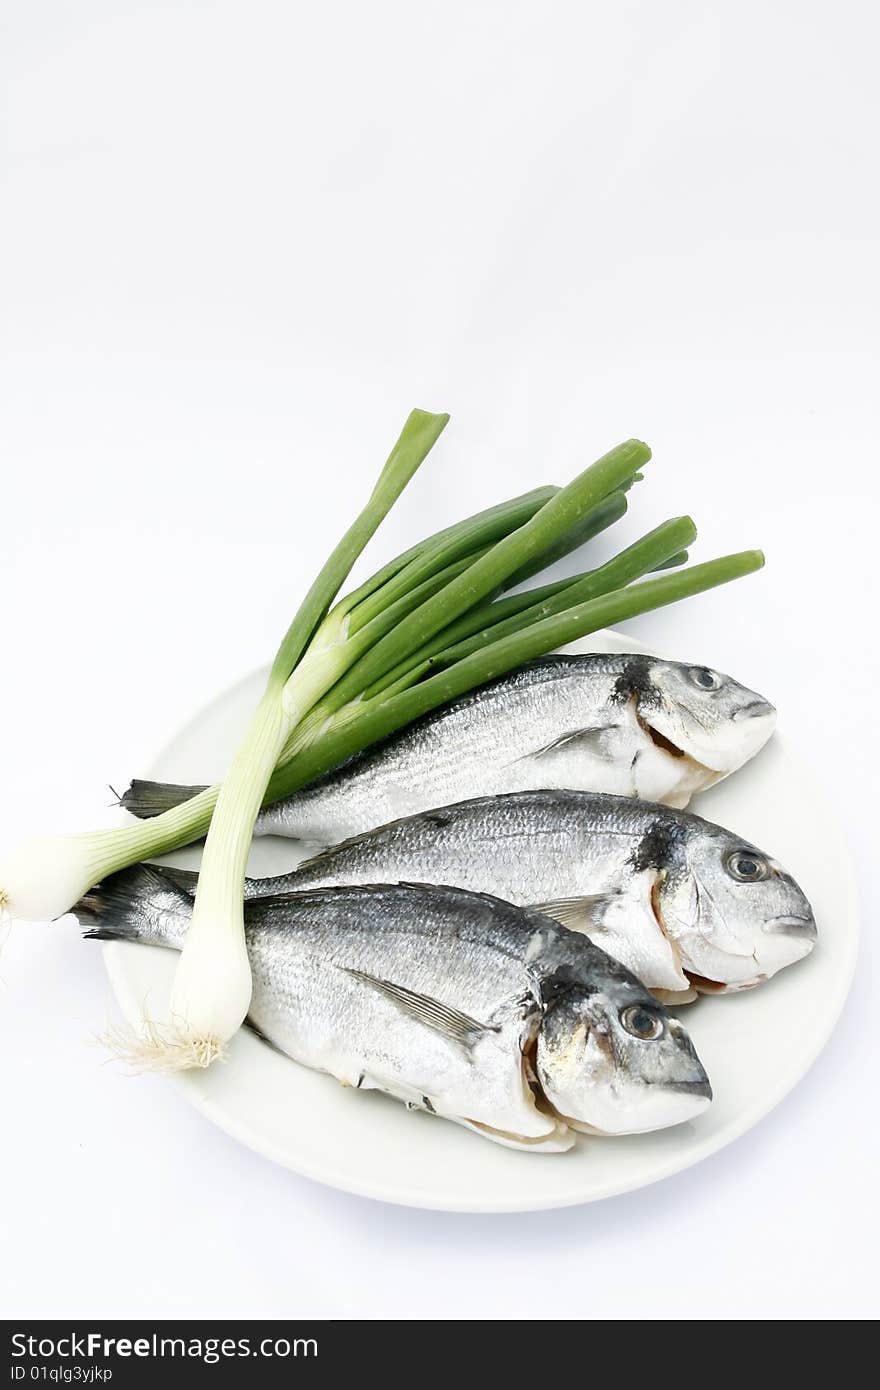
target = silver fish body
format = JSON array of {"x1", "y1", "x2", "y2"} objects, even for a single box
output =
[
  {"x1": 121, "y1": 654, "x2": 777, "y2": 842},
  {"x1": 77, "y1": 871, "x2": 712, "y2": 1150},
  {"x1": 166, "y1": 789, "x2": 817, "y2": 997},
  {"x1": 286, "y1": 791, "x2": 817, "y2": 995}
]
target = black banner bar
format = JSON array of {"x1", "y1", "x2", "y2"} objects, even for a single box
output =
[
  {"x1": 3, "y1": 1321, "x2": 571, "y2": 1384},
  {"x1": 3, "y1": 1323, "x2": 328, "y2": 1387}
]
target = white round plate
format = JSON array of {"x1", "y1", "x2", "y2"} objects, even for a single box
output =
[{"x1": 103, "y1": 633, "x2": 858, "y2": 1211}]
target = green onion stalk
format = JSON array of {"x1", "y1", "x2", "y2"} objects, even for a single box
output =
[{"x1": 0, "y1": 413, "x2": 765, "y2": 1071}]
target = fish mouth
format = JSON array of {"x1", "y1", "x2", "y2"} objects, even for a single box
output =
[
  {"x1": 683, "y1": 915, "x2": 817, "y2": 993},
  {"x1": 639, "y1": 698, "x2": 777, "y2": 775},
  {"x1": 697, "y1": 704, "x2": 777, "y2": 772},
  {"x1": 751, "y1": 912, "x2": 817, "y2": 977},
  {"x1": 664, "y1": 1075, "x2": 713, "y2": 1101},
  {"x1": 764, "y1": 913, "x2": 818, "y2": 943},
  {"x1": 647, "y1": 1077, "x2": 714, "y2": 1129},
  {"x1": 562, "y1": 1076, "x2": 712, "y2": 1135},
  {"x1": 733, "y1": 698, "x2": 776, "y2": 721}
]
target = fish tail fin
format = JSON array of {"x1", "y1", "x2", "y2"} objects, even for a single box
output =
[
  {"x1": 118, "y1": 779, "x2": 207, "y2": 820},
  {"x1": 74, "y1": 864, "x2": 191, "y2": 948}
]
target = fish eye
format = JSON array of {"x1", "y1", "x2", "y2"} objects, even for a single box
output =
[
  {"x1": 620, "y1": 1005, "x2": 665, "y2": 1041},
  {"x1": 726, "y1": 849, "x2": 768, "y2": 882},
  {"x1": 689, "y1": 666, "x2": 721, "y2": 691}
]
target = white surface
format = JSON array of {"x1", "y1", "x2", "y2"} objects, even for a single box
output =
[
  {"x1": 103, "y1": 634, "x2": 858, "y2": 1212},
  {"x1": 0, "y1": 0, "x2": 877, "y2": 1316}
]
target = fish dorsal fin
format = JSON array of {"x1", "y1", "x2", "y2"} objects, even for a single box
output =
[
  {"x1": 528, "y1": 894, "x2": 613, "y2": 932},
  {"x1": 514, "y1": 725, "x2": 621, "y2": 766},
  {"x1": 341, "y1": 967, "x2": 497, "y2": 1048},
  {"x1": 295, "y1": 806, "x2": 461, "y2": 878}
]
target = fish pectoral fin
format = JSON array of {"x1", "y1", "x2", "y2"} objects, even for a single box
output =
[
  {"x1": 341, "y1": 967, "x2": 496, "y2": 1049},
  {"x1": 512, "y1": 725, "x2": 621, "y2": 766},
  {"x1": 528, "y1": 894, "x2": 614, "y2": 933}
]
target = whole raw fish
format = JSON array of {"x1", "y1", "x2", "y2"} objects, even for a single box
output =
[
  {"x1": 121, "y1": 653, "x2": 776, "y2": 843},
  {"x1": 76, "y1": 870, "x2": 712, "y2": 1150}
]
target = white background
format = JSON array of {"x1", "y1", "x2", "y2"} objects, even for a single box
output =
[{"x1": 1, "y1": 1, "x2": 877, "y2": 1321}]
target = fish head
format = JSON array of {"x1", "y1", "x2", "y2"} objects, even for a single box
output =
[
  {"x1": 657, "y1": 829, "x2": 817, "y2": 989},
  {"x1": 634, "y1": 660, "x2": 776, "y2": 777},
  {"x1": 534, "y1": 968, "x2": 712, "y2": 1135}
]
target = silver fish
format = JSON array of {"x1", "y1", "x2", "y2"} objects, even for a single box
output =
[
  {"x1": 158, "y1": 790, "x2": 817, "y2": 1000},
  {"x1": 77, "y1": 869, "x2": 712, "y2": 1150},
  {"x1": 121, "y1": 653, "x2": 776, "y2": 842}
]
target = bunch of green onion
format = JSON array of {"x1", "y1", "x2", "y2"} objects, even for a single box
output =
[{"x1": 0, "y1": 409, "x2": 763, "y2": 1068}]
